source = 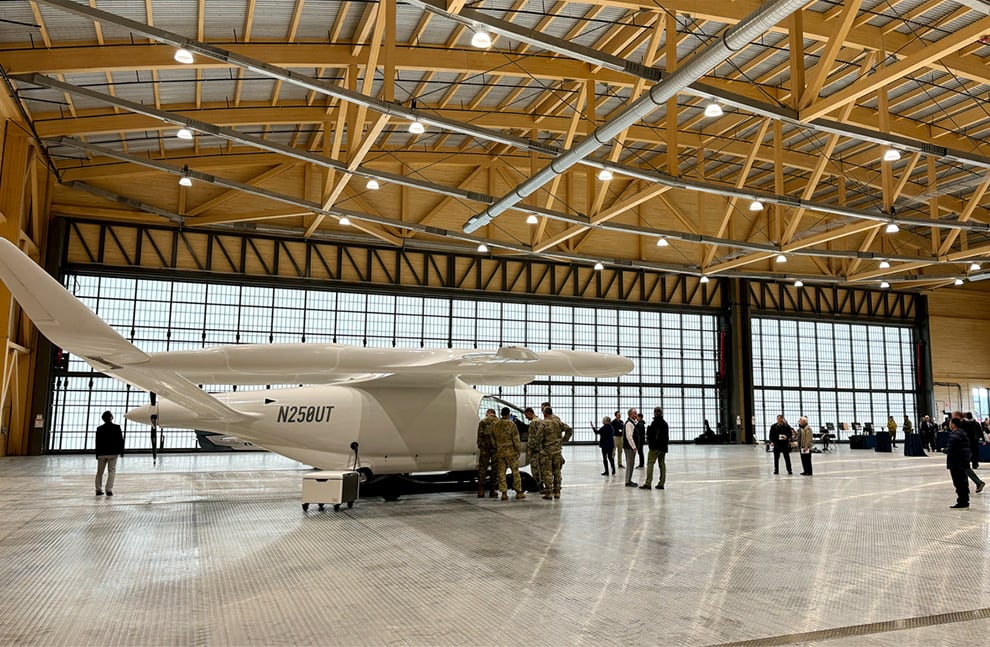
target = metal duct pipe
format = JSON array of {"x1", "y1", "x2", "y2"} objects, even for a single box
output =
[{"x1": 462, "y1": 0, "x2": 813, "y2": 233}]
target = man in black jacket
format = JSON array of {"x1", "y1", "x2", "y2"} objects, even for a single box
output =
[
  {"x1": 95, "y1": 410, "x2": 125, "y2": 496},
  {"x1": 640, "y1": 407, "x2": 669, "y2": 490},
  {"x1": 769, "y1": 415, "x2": 794, "y2": 475},
  {"x1": 953, "y1": 410, "x2": 985, "y2": 493},
  {"x1": 946, "y1": 418, "x2": 972, "y2": 508}
]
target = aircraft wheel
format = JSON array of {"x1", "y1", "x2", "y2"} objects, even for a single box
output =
[
  {"x1": 519, "y1": 471, "x2": 540, "y2": 493},
  {"x1": 346, "y1": 501, "x2": 353, "y2": 509},
  {"x1": 382, "y1": 492, "x2": 401, "y2": 502},
  {"x1": 302, "y1": 503, "x2": 309, "y2": 511},
  {"x1": 318, "y1": 503, "x2": 325, "y2": 511},
  {"x1": 333, "y1": 504, "x2": 341, "y2": 512}
]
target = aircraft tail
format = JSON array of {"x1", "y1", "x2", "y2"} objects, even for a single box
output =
[{"x1": 0, "y1": 238, "x2": 149, "y2": 367}]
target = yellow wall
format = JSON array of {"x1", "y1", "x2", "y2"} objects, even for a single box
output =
[{"x1": 929, "y1": 285, "x2": 990, "y2": 414}]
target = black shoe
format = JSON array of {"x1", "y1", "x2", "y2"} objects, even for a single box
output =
[
  {"x1": 800, "y1": 472, "x2": 811, "y2": 476},
  {"x1": 95, "y1": 490, "x2": 104, "y2": 496},
  {"x1": 977, "y1": 482, "x2": 985, "y2": 493},
  {"x1": 639, "y1": 484, "x2": 652, "y2": 490},
  {"x1": 625, "y1": 482, "x2": 638, "y2": 487},
  {"x1": 773, "y1": 471, "x2": 778, "y2": 475},
  {"x1": 788, "y1": 472, "x2": 793, "y2": 475},
  {"x1": 636, "y1": 465, "x2": 644, "y2": 469},
  {"x1": 657, "y1": 485, "x2": 664, "y2": 490},
  {"x1": 601, "y1": 472, "x2": 609, "y2": 476},
  {"x1": 950, "y1": 503, "x2": 969, "y2": 508},
  {"x1": 106, "y1": 491, "x2": 113, "y2": 496},
  {"x1": 611, "y1": 470, "x2": 616, "y2": 475}
]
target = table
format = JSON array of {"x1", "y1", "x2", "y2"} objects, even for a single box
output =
[
  {"x1": 936, "y1": 430, "x2": 949, "y2": 451},
  {"x1": 875, "y1": 431, "x2": 892, "y2": 452},
  {"x1": 903, "y1": 432, "x2": 927, "y2": 457}
]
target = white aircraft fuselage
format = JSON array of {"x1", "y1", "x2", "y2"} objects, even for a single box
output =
[{"x1": 127, "y1": 379, "x2": 513, "y2": 475}]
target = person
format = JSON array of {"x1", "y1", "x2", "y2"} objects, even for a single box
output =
[
  {"x1": 946, "y1": 418, "x2": 972, "y2": 508},
  {"x1": 769, "y1": 415, "x2": 794, "y2": 475},
  {"x1": 596, "y1": 416, "x2": 615, "y2": 476},
  {"x1": 953, "y1": 410, "x2": 986, "y2": 493},
  {"x1": 920, "y1": 415, "x2": 937, "y2": 452},
  {"x1": 634, "y1": 413, "x2": 646, "y2": 469},
  {"x1": 476, "y1": 408, "x2": 498, "y2": 498},
  {"x1": 540, "y1": 402, "x2": 573, "y2": 445},
  {"x1": 493, "y1": 407, "x2": 526, "y2": 501},
  {"x1": 887, "y1": 415, "x2": 897, "y2": 448},
  {"x1": 535, "y1": 407, "x2": 571, "y2": 499},
  {"x1": 640, "y1": 407, "x2": 669, "y2": 490},
  {"x1": 612, "y1": 411, "x2": 625, "y2": 469},
  {"x1": 95, "y1": 410, "x2": 124, "y2": 496},
  {"x1": 797, "y1": 416, "x2": 813, "y2": 476},
  {"x1": 903, "y1": 415, "x2": 913, "y2": 436},
  {"x1": 623, "y1": 408, "x2": 639, "y2": 487},
  {"x1": 523, "y1": 407, "x2": 543, "y2": 491}
]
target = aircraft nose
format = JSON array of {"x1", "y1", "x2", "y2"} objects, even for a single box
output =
[{"x1": 125, "y1": 404, "x2": 152, "y2": 424}]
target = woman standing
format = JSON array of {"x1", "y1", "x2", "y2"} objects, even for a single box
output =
[
  {"x1": 797, "y1": 416, "x2": 813, "y2": 476},
  {"x1": 887, "y1": 415, "x2": 898, "y2": 448}
]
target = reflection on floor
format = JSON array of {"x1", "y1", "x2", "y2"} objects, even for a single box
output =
[{"x1": 0, "y1": 445, "x2": 987, "y2": 646}]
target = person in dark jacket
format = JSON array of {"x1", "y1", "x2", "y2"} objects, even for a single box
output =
[
  {"x1": 953, "y1": 410, "x2": 985, "y2": 493},
  {"x1": 769, "y1": 415, "x2": 794, "y2": 475},
  {"x1": 946, "y1": 418, "x2": 972, "y2": 508},
  {"x1": 611, "y1": 411, "x2": 624, "y2": 469},
  {"x1": 596, "y1": 417, "x2": 615, "y2": 476},
  {"x1": 919, "y1": 415, "x2": 937, "y2": 452},
  {"x1": 640, "y1": 407, "x2": 669, "y2": 490},
  {"x1": 94, "y1": 410, "x2": 124, "y2": 496},
  {"x1": 634, "y1": 413, "x2": 646, "y2": 469}
]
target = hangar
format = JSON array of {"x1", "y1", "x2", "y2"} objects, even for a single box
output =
[{"x1": 0, "y1": 0, "x2": 988, "y2": 644}]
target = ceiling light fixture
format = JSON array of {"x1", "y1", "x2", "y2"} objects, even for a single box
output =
[
  {"x1": 656, "y1": 237, "x2": 669, "y2": 247},
  {"x1": 526, "y1": 214, "x2": 539, "y2": 225},
  {"x1": 703, "y1": 102, "x2": 723, "y2": 118},
  {"x1": 885, "y1": 222, "x2": 899, "y2": 234},
  {"x1": 477, "y1": 244, "x2": 489, "y2": 253},
  {"x1": 878, "y1": 260, "x2": 890, "y2": 269},
  {"x1": 338, "y1": 217, "x2": 351, "y2": 226},
  {"x1": 794, "y1": 280, "x2": 804, "y2": 287},
  {"x1": 775, "y1": 254, "x2": 787, "y2": 264},
  {"x1": 749, "y1": 200, "x2": 764, "y2": 211},
  {"x1": 970, "y1": 262, "x2": 981, "y2": 271},
  {"x1": 954, "y1": 278, "x2": 965, "y2": 286},
  {"x1": 470, "y1": 29, "x2": 492, "y2": 49},
  {"x1": 882, "y1": 148, "x2": 901, "y2": 162},
  {"x1": 173, "y1": 48, "x2": 194, "y2": 64},
  {"x1": 408, "y1": 120, "x2": 425, "y2": 135},
  {"x1": 176, "y1": 127, "x2": 193, "y2": 140},
  {"x1": 699, "y1": 275, "x2": 710, "y2": 284},
  {"x1": 597, "y1": 168, "x2": 613, "y2": 181},
  {"x1": 880, "y1": 281, "x2": 890, "y2": 289},
  {"x1": 593, "y1": 261, "x2": 604, "y2": 271},
  {"x1": 178, "y1": 176, "x2": 192, "y2": 187},
  {"x1": 365, "y1": 179, "x2": 380, "y2": 190}
]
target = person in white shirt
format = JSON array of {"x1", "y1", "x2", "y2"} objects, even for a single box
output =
[{"x1": 623, "y1": 408, "x2": 639, "y2": 487}]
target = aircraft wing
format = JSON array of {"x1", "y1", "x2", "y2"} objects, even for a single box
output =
[
  {"x1": 0, "y1": 238, "x2": 632, "y2": 401},
  {"x1": 0, "y1": 239, "x2": 249, "y2": 422}
]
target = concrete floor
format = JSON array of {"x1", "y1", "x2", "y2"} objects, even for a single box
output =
[{"x1": 0, "y1": 444, "x2": 987, "y2": 646}]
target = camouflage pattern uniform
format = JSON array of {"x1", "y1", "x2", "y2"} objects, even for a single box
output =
[
  {"x1": 527, "y1": 417, "x2": 544, "y2": 490},
  {"x1": 537, "y1": 414, "x2": 573, "y2": 498},
  {"x1": 476, "y1": 414, "x2": 498, "y2": 497},
  {"x1": 493, "y1": 418, "x2": 524, "y2": 498}
]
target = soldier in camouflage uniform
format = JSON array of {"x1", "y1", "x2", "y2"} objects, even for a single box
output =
[
  {"x1": 523, "y1": 407, "x2": 543, "y2": 490},
  {"x1": 537, "y1": 406, "x2": 573, "y2": 499},
  {"x1": 476, "y1": 408, "x2": 498, "y2": 498},
  {"x1": 493, "y1": 407, "x2": 526, "y2": 501}
]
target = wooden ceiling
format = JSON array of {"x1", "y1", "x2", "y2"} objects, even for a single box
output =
[{"x1": 3, "y1": 0, "x2": 990, "y2": 291}]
